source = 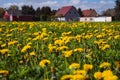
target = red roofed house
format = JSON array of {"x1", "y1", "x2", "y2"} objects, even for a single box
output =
[
  {"x1": 3, "y1": 10, "x2": 33, "y2": 21},
  {"x1": 82, "y1": 9, "x2": 98, "y2": 17},
  {"x1": 55, "y1": 6, "x2": 80, "y2": 21},
  {"x1": 80, "y1": 9, "x2": 112, "y2": 22},
  {"x1": 3, "y1": 11, "x2": 9, "y2": 20}
]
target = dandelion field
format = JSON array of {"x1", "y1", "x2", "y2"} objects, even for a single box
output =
[{"x1": 0, "y1": 22, "x2": 120, "y2": 80}]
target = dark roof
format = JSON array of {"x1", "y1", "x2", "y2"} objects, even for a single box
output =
[
  {"x1": 82, "y1": 9, "x2": 97, "y2": 17},
  {"x1": 55, "y1": 6, "x2": 74, "y2": 16}
]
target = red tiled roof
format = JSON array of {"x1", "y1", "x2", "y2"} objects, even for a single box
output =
[
  {"x1": 55, "y1": 6, "x2": 73, "y2": 16},
  {"x1": 82, "y1": 9, "x2": 97, "y2": 17}
]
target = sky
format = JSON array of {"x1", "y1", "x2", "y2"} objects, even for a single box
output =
[{"x1": 0, "y1": 0, "x2": 116, "y2": 14}]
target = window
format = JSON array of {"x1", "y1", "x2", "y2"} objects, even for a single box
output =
[{"x1": 90, "y1": 18, "x2": 93, "y2": 20}]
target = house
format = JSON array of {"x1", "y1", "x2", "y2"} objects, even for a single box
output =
[
  {"x1": 55, "y1": 6, "x2": 80, "y2": 21},
  {"x1": 80, "y1": 9, "x2": 112, "y2": 22},
  {"x1": 82, "y1": 9, "x2": 98, "y2": 17},
  {"x1": 80, "y1": 16, "x2": 112, "y2": 22},
  {"x1": 3, "y1": 10, "x2": 33, "y2": 21}
]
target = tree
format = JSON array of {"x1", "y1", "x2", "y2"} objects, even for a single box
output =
[
  {"x1": 77, "y1": 8, "x2": 83, "y2": 17},
  {"x1": 51, "y1": 10, "x2": 57, "y2": 15},
  {"x1": 50, "y1": 10, "x2": 57, "y2": 21},
  {"x1": 21, "y1": 5, "x2": 35, "y2": 15},
  {"x1": 8, "y1": 5, "x2": 19, "y2": 15},
  {"x1": 40, "y1": 6, "x2": 51, "y2": 21},
  {"x1": 36, "y1": 7, "x2": 41, "y2": 17},
  {"x1": 41, "y1": 6, "x2": 51, "y2": 15},
  {"x1": 115, "y1": 0, "x2": 120, "y2": 21},
  {"x1": 8, "y1": 5, "x2": 19, "y2": 11},
  {"x1": 21, "y1": 5, "x2": 30, "y2": 15},
  {"x1": 102, "y1": 8, "x2": 115, "y2": 16},
  {"x1": 0, "y1": 7, "x2": 5, "y2": 18},
  {"x1": 29, "y1": 6, "x2": 35, "y2": 15}
]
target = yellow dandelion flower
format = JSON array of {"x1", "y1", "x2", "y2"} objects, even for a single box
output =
[
  {"x1": 17, "y1": 44, "x2": 22, "y2": 47},
  {"x1": 83, "y1": 64, "x2": 93, "y2": 71},
  {"x1": 7, "y1": 53, "x2": 11, "y2": 56},
  {"x1": 94, "y1": 72, "x2": 103, "y2": 79},
  {"x1": 44, "y1": 79, "x2": 49, "y2": 80},
  {"x1": 114, "y1": 35, "x2": 120, "y2": 39},
  {"x1": 0, "y1": 28, "x2": 2, "y2": 32},
  {"x1": 27, "y1": 42, "x2": 32, "y2": 45},
  {"x1": 75, "y1": 35, "x2": 82, "y2": 42},
  {"x1": 19, "y1": 60, "x2": 23, "y2": 64},
  {"x1": 69, "y1": 63, "x2": 80, "y2": 70},
  {"x1": 54, "y1": 39, "x2": 64, "y2": 46},
  {"x1": 72, "y1": 74, "x2": 85, "y2": 80},
  {"x1": 21, "y1": 45, "x2": 31, "y2": 52},
  {"x1": 62, "y1": 50, "x2": 73, "y2": 57},
  {"x1": 48, "y1": 43, "x2": 56, "y2": 52},
  {"x1": 104, "y1": 75, "x2": 118, "y2": 80},
  {"x1": 1, "y1": 43, "x2": 6, "y2": 48},
  {"x1": 115, "y1": 61, "x2": 120, "y2": 69},
  {"x1": 42, "y1": 28, "x2": 47, "y2": 32},
  {"x1": 0, "y1": 49, "x2": 10, "y2": 55},
  {"x1": 73, "y1": 70, "x2": 86, "y2": 76},
  {"x1": 0, "y1": 70, "x2": 9, "y2": 75},
  {"x1": 102, "y1": 70, "x2": 113, "y2": 77},
  {"x1": 99, "y1": 62, "x2": 111, "y2": 68},
  {"x1": 39, "y1": 59, "x2": 51, "y2": 68},
  {"x1": 57, "y1": 46, "x2": 69, "y2": 51},
  {"x1": 101, "y1": 44, "x2": 110, "y2": 50},
  {"x1": 8, "y1": 40, "x2": 18, "y2": 46},
  {"x1": 74, "y1": 48, "x2": 83, "y2": 53},
  {"x1": 29, "y1": 51, "x2": 35, "y2": 56},
  {"x1": 61, "y1": 75, "x2": 73, "y2": 80},
  {"x1": 96, "y1": 35, "x2": 103, "y2": 38}
]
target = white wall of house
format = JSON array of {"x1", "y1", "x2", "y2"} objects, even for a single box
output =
[
  {"x1": 57, "y1": 17, "x2": 66, "y2": 21},
  {"x1": 80, "y1": 17, "x2": 112, "y2": 22}
]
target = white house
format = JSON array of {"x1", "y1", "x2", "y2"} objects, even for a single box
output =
[
  {"x1": 55, "y1": 6, "x2": 80, "y2": 21},
  {"x1": 80, "y1": 17, "x2": 112, "y2": 22}
]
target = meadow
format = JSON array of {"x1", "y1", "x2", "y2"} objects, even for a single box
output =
[{"x1": 0, "y1": 22, "x2": 120, "y2": 80}]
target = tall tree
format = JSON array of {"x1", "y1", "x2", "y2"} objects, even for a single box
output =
[
  {"x1": 21, "y1": 5, "x2": 30, "y2": 15},
  {"x1": 36, "y1": 7, "x2": 41, "y2": 17},
  {"x1": 50, "y1": 10, "x2": 57, "y2": 21},
  {"x1": 0, "y1": 7, "x2": 5, "y2": 18},
  {"x1": 8, "y1": 5, "x2": 19, "y2": 15},
  {"x1": 29, "y1": 6, "x2": 35, "y2": 15},
  {"x1": 102, "y1": 8, "x2": 115, "y2": 16},
  {"x1": 8, "y1": 5, "x2": 19, "y2": 11},
  {"x1": 115, "y1": 0, "x2": 120, "y2": 20},
  {"x1": 40, "y1": 6, "x2": 51, "y2": 21},
  {"x1": 77, "y1": 8, "x2": 83, "y2": 17},
  {"x1": 41, "y1": 6, "x2": 51, "y2": 15},
  {"x1": 21, "y1": 5, "x2": 35, "y2": 15}
]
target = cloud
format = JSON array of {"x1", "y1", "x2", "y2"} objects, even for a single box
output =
[
  {"x1": 70, "y1": 0, "x2": 80, "y2": 4},
  {"x1": 100, "y1": 0, "x2": 106, "y2": 4},
  {"x1": 0, "y1": 0, "x2": 115, "y2": 14},
  {"x1": 2, "y1": 0, "x2": 58, "y2": 9},
  {"x1": 2, "y1": 2, "x2": 24, "y2": 9}
]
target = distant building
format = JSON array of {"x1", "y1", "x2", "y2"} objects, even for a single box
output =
[
  {"x1": 55, "y1": 6, "x2": 80, "y2": 21},
  {"x1": 82, "y1": 9, "x2": 98, "y2": 17},
  {"x1": 80, "y1": 9, "x2": 112, "y2": 22},
  {"x1": 3, "y1": 10, "x2": 33, "y2": 21},
  {"x1": 3, "y1": 11, "x2": 9, "y2": 20},
  {"x1": 80, "y1": 17, "x2": 112, "y2": 22}
]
